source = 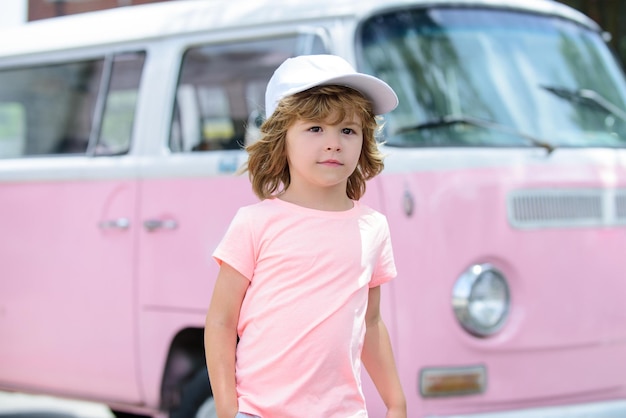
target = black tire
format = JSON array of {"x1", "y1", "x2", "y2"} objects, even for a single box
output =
[
  {"x1": 169, "y1": 366, "x2": 215, "y2": 418},
  {"x1": 112, "y1": 412, "x2": 151, "y2": 418}
]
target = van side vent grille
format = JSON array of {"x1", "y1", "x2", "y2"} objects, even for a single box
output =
[{"x1": 508, "y1": 189, "x2": 626, "y2": 229}]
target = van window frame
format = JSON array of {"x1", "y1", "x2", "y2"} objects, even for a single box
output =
[{"x1": 168, "y1": 28, "x2": 331, "y2": 154}]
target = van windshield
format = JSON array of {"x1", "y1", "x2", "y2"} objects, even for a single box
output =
[{"x1": 359, "y1": 7, "x2": 626, "y2": 148}]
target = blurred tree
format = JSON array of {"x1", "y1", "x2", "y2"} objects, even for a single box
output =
[{"x1": 557, "y1": 0, "x2": 626, "y2": 67}]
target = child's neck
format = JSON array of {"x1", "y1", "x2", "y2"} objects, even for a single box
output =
[{"x1": 279, "y1": 187, "x2": 354, "y2": 212}]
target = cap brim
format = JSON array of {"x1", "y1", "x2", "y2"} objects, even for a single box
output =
[{"x1": 282, "y1": 73, "x2": 398, "y2": 115}]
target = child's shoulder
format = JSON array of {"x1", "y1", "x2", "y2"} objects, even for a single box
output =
[{"x1": 356, "y1": 200, "x2": 387, "y2": 219}]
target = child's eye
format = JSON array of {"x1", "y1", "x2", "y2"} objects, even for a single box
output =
[
  {"x1": 308, "y1": 126, "x2": 322, "y2": 133},
  {"x1": 342, "y1": 128, "x2": 355, "y2": 135}
]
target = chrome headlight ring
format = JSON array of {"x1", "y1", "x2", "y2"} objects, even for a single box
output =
[{"x1": 452, "y1": 263, "x2": 510, "y2": 337}]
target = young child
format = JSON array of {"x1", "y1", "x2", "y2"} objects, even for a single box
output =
[{"x1": 204, "y1": 54, "x2": 406, "y2": 418}]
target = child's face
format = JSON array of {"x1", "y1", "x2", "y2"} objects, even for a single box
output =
[{"x1": 284, "y1": 111, "x2": 363, "y2": 194}]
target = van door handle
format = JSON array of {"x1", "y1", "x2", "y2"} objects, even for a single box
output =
[
  {"x1": 143, "y1": 219, "x2": 178, "y2": 232},
  {"x1": 98, "y1": 218, "x2": 130, "y2": 230}
]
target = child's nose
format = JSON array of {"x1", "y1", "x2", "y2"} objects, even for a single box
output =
[{"x1": 325, "y1": 132, "x2": 342, "y2": 151}]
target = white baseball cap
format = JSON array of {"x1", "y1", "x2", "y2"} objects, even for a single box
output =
[{"x1": 264, "y1": 54, "x2": 398, "y2": 119}]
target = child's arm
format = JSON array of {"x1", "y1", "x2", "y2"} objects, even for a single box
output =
[
  {"x1": 204, "y1": 262, "x2": 250, "y2": 418},
  {"x1": 362, "y1": 285, "x2": 407, "y2": 418}
]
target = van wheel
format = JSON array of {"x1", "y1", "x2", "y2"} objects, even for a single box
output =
[
  {"x1": 169, "y1": 366, "x2": 215, "y2": 418},
  {"x1": 111, "y1": 412, "x2": 150, "y2": 418}
]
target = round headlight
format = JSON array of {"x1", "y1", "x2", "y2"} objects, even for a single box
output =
[{"x1": 452, "y1": 264, "x2": 510, "y2": 337}]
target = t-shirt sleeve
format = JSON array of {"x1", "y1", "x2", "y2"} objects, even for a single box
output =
[
  {"x1": 212, "y1": 207, "x2": 256, "y2": 281},
  {"x1": 370, "y1": 216, "x2": 397, "y2": 288}
]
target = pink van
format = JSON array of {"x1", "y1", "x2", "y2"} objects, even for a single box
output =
[{"x1": 1, "y1": 0, "x2": 626, "y2": 417}]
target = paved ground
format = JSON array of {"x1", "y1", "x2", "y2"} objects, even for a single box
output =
[{"x1": 0, "y1": 392, "x2": 113, "y2": 418}]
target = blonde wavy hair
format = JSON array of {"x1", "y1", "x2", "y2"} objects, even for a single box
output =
[{"x1": 244, "y1": 85, "x2": 386, "y2": 200}]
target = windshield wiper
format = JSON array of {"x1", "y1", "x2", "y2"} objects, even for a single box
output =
[
  {"x1": 540, "y1": 85, "x2": 626, "y2": 123},
  {"x1": 395, "y1": 114, "x2": 555, "y2": 154}
]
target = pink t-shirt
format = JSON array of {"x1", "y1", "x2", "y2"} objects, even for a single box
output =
[{"x1": 213, "y1": 198, "x2": 396, "y2": 417}]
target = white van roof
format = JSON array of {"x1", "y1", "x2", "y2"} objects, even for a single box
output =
[{"x1": 0, "y1": 0, "x2": 597, "y2": 59}]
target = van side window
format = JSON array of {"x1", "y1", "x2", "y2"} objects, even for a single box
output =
[
  {"x1": 0, "y1": 103, "x2": 25, "y2": 158},
  {"x1": 0, "y1": 59, "x2": 104, "y2": 157},
  {"x1": 170, "y1": 35, "x2": 327, "y2": 152},
  {"x1": 0, "y1": 52, "x2": 144, "y2": 159}
]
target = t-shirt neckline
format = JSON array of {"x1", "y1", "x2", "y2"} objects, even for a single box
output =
[{"x1": 268, "y1": 197, "x2": 360, "y2": 219}]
